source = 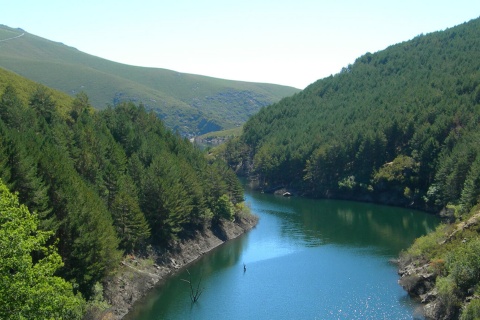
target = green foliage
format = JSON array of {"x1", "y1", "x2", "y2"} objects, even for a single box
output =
[
  {"x1": 83, "y1": 282, "x2": 111, "y2": 320},
  {"x1": 0, "y1": 179, "x2": 85, "y2": 319},
  {"x1": 402, "y1": 214, "x2": 480, "y2": 319},
  {"x1": 436, "y1": 276, "x2": 461, "y2": 313},
  {"x1": 403, "y1": 223, "x2": 449, "y2": 259},
  {"x1": 446, "y1": 238, "x2": 480, "y2": 291},
  {"x1": 0, "y1": 68, "x2": 73, "y2": 115},
  {"x1": 0, "y1": 84, "x2": 24, "y2": 128},
  {"x1": 234, "y1": 201, "x2": 253, "y2": 220},
  {"x1": 459, "y1": 155, "x2": 480, "y2": 214},
  {"x1": 461, "y1": 299, "x2": 480, "y2": 320},
  {"x1": 215, "y1": 194, "x2": 235, "y2": 221},
  {"x1": 0, "y1": 28, "x2": 256, "y2": 317},
  {"x1": 232, "y1": 17, "x2": 480, "y2": 212},
  {"x1": 69, "y1": 91, "x2": 93, "y2": 122},
  {"x1": 110, "y1": 180, "x2": 150, "y2": 253},
  {"x1": 29, "y1": 85, "x2": 57, "y2": 124},
  {"x1": 372, "y1": 155, "x2": 418, "y2": 191}
]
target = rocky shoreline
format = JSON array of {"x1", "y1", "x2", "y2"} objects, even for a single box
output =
[
  {"x1": 397, "y1": 211, "x2": 480, "y2": 319},
  {"x1": 397, "y1": 258, "x2": 442, "y2": 319},
  {"x1": 101, "y1": 215, "x2": 258, "y2": 320}
]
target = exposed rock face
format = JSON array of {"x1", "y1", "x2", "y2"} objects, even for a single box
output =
[
  {"x1": 398, "y1": 260, "x2": 444, "y2": 319},
  {"x1": 102, "y1": 216, "x2": 258, "y2": 319},
  {"x1": 398, "y1": 262, "x2": 435, "y2": 297}
]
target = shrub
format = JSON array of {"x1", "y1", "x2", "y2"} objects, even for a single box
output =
[
  {"x1": 446, "y1": 238, "x2": 480, "y2": 291},
  {"x1": 461, "y1": 299, "x2": 480, "y2": 320},
  {"x1": 437, "y1": 276, "x2": 460, "y2": 313},
  {"x1": 405, "y1": 224, "x2": 448, "y2": 259},
  {"x1": 234, "y1": 202, "x2": 252, "y2": 220}
]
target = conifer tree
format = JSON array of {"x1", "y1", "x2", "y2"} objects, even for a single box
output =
[
  {"x1": 29, "y1": 86, "x2": 56, "y2": 124},
  {"x1": 0, "y1": 85, "x2": 23, "y2": 128},
  {"x1": 459, "y1": 155, "x2": 480, "y2": 213},
  {"x1": 7, "y1": 134, "x2": 51, "y2": 225},
  {"x1": 112, "y1": 196, "x2": 149, "y2": 252}
]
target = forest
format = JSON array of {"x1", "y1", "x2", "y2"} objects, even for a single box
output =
[
  {"x1": 225, "y1": 17, "x2": 480, "y2": 214},
  {"x1": 222, "y1": 17, "x2": 480, "y2": 318},
  {"x1": 0, "y1": 81, "x2": 247, "y2": 318}
]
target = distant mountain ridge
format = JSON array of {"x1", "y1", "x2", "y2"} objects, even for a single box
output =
[{"x1": 0, "y1": 24, "x2": 299, "y2": 136}]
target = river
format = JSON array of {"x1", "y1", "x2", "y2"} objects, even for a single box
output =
[{"x1": 125, "y1": 188, "x2": 439, "y2": 319}]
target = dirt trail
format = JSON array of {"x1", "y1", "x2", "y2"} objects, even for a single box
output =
[{"x1": 0, "y1": 32, "x2": 25, "y2": 43}]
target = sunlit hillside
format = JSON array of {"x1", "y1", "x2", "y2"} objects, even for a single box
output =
[{"x1": 0, "y1": 25, "x2": 299, "y2": 136}]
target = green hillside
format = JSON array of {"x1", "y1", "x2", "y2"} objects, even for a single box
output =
[
  {"x1": 0, "y1": 66, "x2": 74, "y2": 114},
  {"x1": 228, "y1": 17, "x2": 480, "y2": 212},
  {"x1": 0, "y1": 25, "x2": 299, "y2": 136},
  {"x1": 223, "y1": 17, "x2": 480, "y2": 318}
]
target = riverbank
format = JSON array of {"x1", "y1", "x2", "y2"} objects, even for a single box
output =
[
  {"x1": 100, "y1": 215, "x2": 258, "y2": 320},
  {"x1": 397, "y1": 210, "x2": 480, "y2": 319}
]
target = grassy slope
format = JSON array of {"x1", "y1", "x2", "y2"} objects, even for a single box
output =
[
  {"x1": 0, "y1": 66, "x2": 74, "y2": 116},
  {"x1": 0, "y1": 25, "x2": 299, "y2": 135}
]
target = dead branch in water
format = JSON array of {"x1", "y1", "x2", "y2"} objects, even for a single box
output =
[{"x1": 181, "y1": 269, "x2": 204, "y2": 303}]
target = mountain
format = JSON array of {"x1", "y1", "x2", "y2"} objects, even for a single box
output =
[
  {"x1": 0, "y1": 24, "x2": 299, "y2": 136},
  {"x1": 227, "y1": 17, "x2": 480, "y2": 213}
]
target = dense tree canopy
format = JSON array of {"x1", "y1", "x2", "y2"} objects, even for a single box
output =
[
  {"x1": 0, "y1": 80, "x2": 247, "y2": 313},
  {"x1": 227, "y1": 17, "x2": 480, "y2": 214}
]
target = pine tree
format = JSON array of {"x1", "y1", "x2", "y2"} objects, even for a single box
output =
[
  {"x1": 70, "y1": 92, "x2": 92, "y2": 123},
  {"x1": 29, "y1": 86, "x2": 56, "y2": 124},
  {"x1": 6, "y1": 134, "x2": 51, "y2": 226},
  {"x1": 0, "y1": 85, "x2": 24, "y2": 128},
  {"x1": 111, "y1": 176, "x2": 150, "y2": 253},
  {"x1": 459, "y1": 155, "x2": 480, "y2": 213},
  {"x1": 0, "y1": 121, "x2": 12, "y2": 185}
]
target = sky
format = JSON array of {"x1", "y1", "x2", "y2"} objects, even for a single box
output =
[{"x1": 2, "y1": 1, "x2": 480, "y2": 89}]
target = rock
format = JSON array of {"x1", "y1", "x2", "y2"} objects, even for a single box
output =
[
  {"x1": 398, "y1": 259, "x2": 444, "y2": 319},
  {"x1": 421, "y1": 287, "x2": 438, "y2": 303},
  {"x1": 424, "y1": 300, "x2": 443, "y2": 320},
  {"x1": 398, "y1": 262, "x2": 433, "y2": 293}
]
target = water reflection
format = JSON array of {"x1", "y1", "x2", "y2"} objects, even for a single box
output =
[{"x1": 247, "y1": 191, "x2": 437, "y2": 255}]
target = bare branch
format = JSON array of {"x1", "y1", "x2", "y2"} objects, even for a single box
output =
[{"x1": 181, "y1": 269, "x2": 204, "y2": 303}]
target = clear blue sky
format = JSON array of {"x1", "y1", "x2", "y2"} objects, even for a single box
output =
[{"x1": 2, "y1": 1, "x2": 480, "y2": 88}]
